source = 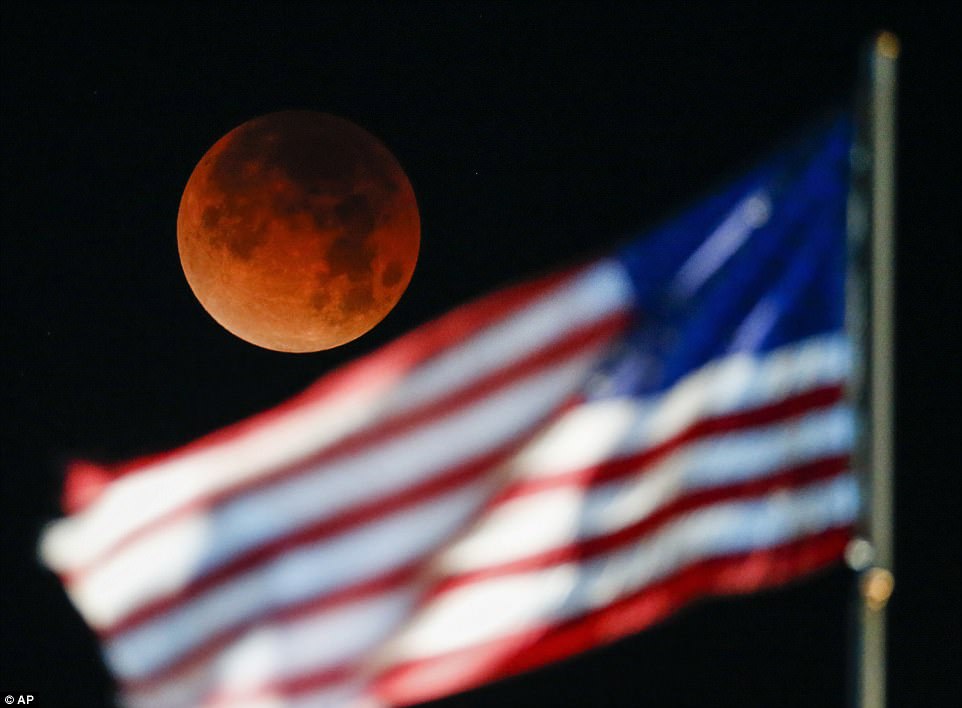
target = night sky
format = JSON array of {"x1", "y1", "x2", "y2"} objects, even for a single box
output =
[{"x1": 2, "y1": 3, "x2": 959, "y2": 706}]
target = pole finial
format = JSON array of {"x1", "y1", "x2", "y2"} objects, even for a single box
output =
[{"x1": 875, "y1": 31, "x2": 900, "y2": 60}]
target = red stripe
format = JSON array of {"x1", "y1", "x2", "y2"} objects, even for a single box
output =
[
  {"x1": 65, "y1": 264, "x2": 590, "y2": 511},
  {"x1": 62, "y1": 460, "x2": 114, "y2": 515},
  {"x1": 492, "y1": 383, "x2": 845, "y2": 506},
  {"x1": 68, "y1": 309, "x2": 629, "y2": 588},
  {"x1": 373, "y1": 527, "x2": 853, "y2": 706},
  {"x1": 431, "y1": 455, "x2": 848, "y2": 599}
]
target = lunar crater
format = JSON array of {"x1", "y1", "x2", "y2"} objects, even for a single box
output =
[{"x1": 382, "y1": 260, "x2": 405, "y2": 288}]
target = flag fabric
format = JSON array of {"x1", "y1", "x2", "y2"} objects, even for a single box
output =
[{"x1": 40, "y1": 114, "x2": 856, "y2": 708}]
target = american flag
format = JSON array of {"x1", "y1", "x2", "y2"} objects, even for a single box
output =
[{"x1": 40, "y1": 114, "x2": 856, "y2": 707}]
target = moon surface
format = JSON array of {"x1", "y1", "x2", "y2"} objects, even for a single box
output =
[{"x1": 177, "y1": 111, "x2": 419, "y2": 352}]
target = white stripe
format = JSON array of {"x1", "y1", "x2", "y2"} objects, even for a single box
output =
[
  {"x1": 373, "y1": 475, "x2": 857, "y2": 663},
  {"x1": 514, "y1": 332, "x2": 849, "y2": 478},
  {"x1": 123, "y1": 590, "x2": 414, "y2": 708},
  {"x1": 69, "y1": 349, "x2": 603, "y2": 632},
  {"x1": 41, "y1": 261, "x2": 633, "y2": 573},
  {"x1": 437, "y1": 404, "x2": 852, "y2": 574}
]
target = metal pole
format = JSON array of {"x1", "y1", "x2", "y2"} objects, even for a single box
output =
[{"x1": 846, "y1": 30, "x2": 898, "y2": 708}]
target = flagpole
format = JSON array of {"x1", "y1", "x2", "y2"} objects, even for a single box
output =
[{"x1": 847, "y1": 30, "x2": 899, "y2": 708}]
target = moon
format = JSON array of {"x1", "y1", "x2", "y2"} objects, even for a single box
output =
[{"x1": 177, "y1": 111, "x2": 420, "y2": 352}]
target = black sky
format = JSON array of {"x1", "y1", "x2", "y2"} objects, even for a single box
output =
[{"x1": 1, "y1": 2, "x2": 959, "y2": 706}]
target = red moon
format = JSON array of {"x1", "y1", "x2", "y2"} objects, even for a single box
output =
[{"x1": 177, "y1": 111, "x2": 419, "y2": 352}]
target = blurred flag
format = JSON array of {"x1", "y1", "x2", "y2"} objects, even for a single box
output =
[{"x1": 41, "y1": 114, "x2": 856, "y2": 707}]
